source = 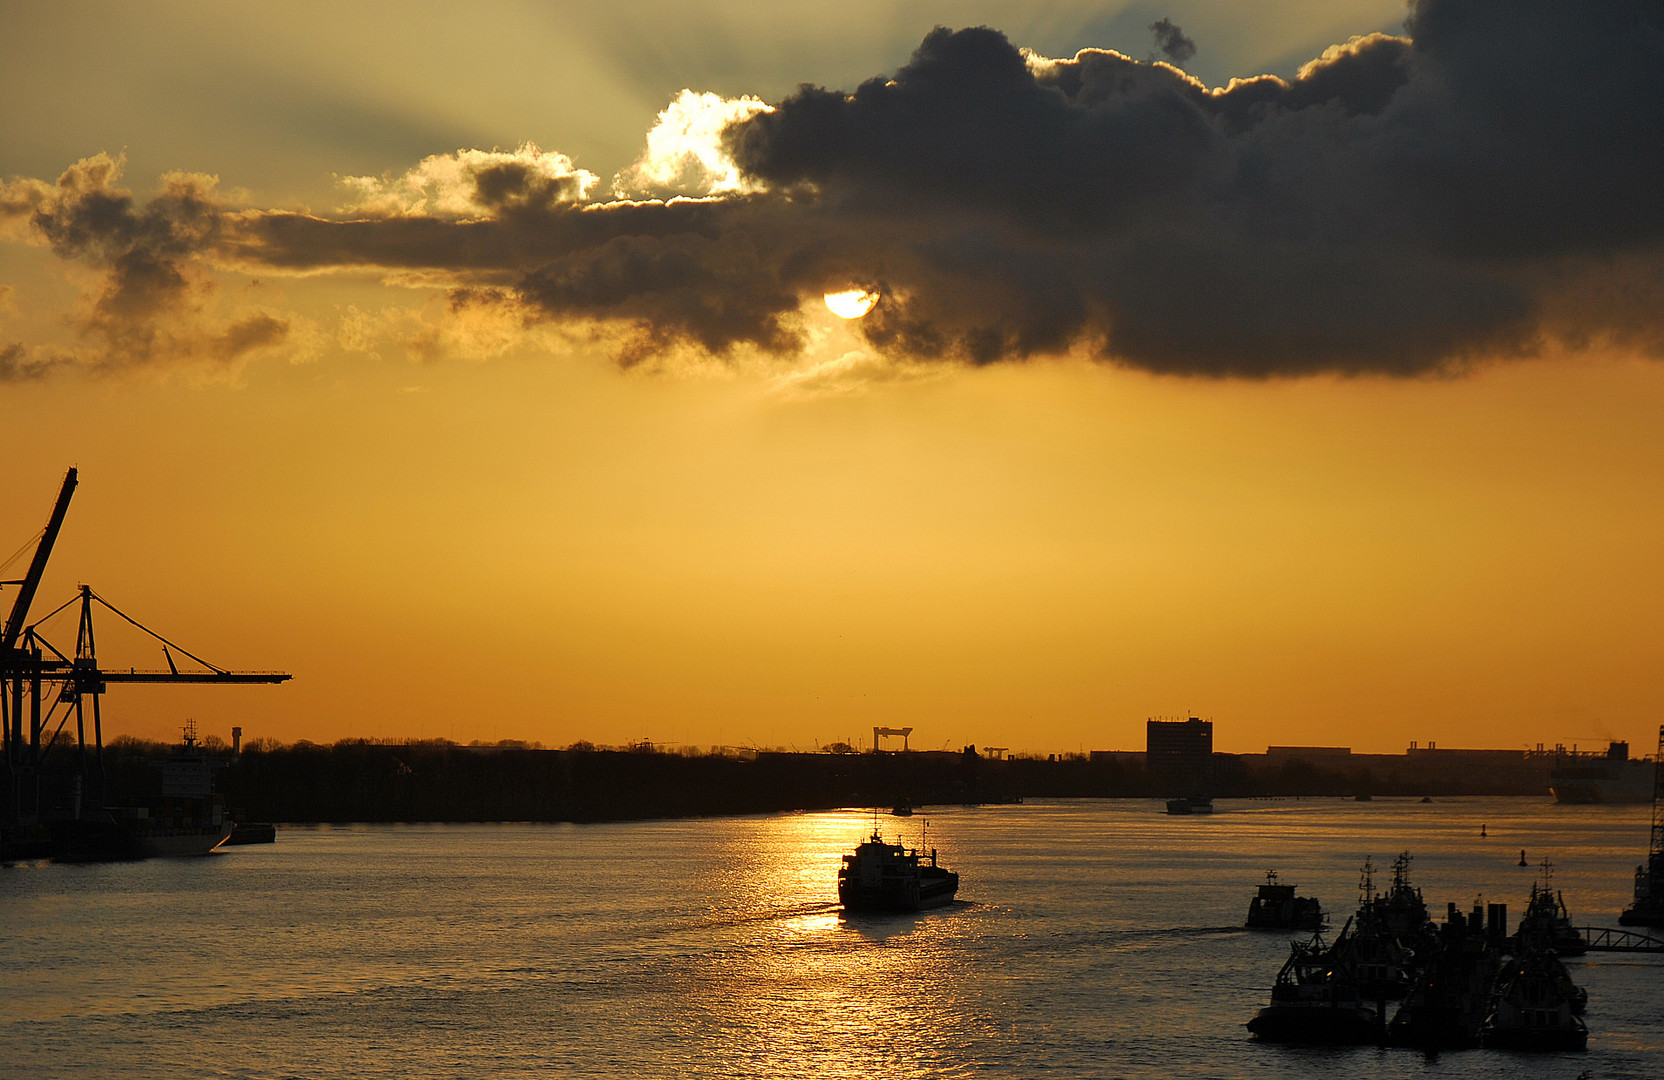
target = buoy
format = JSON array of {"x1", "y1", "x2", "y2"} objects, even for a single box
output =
[
  {"x1": 1519, "y1": 849, "x2": 1528, "y2": 867},
  {"x1": 1480, "y1": 823, "x2": 1487, "y2": 837}
]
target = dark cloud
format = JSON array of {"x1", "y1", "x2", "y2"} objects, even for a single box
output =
[
  {"x1": 0, "y1": 342, "x2": 66, "y2": 381},
  {"x1": 1148, "y1": 18, "x2": 1197, "y2": 67},
  {"x1": 0, "y1": 155, "x2": 289, "y2": 374},
  {"x1": 722, "y1": 0, "x2": 1664, "y2": 374},
  {"x1": 2, "y1": 0, "x2": 1661, "y2": 378}
]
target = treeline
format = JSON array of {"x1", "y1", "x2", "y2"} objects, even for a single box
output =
[{"x1": 216, "y1": 742, "x2": 1014, "y2": 823}]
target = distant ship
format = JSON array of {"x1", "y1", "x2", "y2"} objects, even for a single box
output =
[
  {"x1": 1165, "y1": 796, "x2": 1213, "y2": 815},
  {"x1": 838, "y1": 829, "x2": 958, "y2": 912},
  {"x1": 50, "y1": 722, "x2": 233, "y2": 861},
  {"x1": 1550, "y1": 741, "x2": 1654, "y2": 804}
]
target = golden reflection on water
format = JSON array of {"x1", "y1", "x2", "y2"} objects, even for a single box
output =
[{"x1": 681, "y1": 809, "x2": 982, "y2": 1078}]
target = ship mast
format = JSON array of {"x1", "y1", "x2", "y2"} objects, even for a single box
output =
[{"x1": 1650, "y1": 725, "x2": 1664, "y2": 869}]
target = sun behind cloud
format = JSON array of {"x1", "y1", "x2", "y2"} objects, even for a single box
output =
[{"x1": 823, "y1": 289, "x2": 880, "y2": 319}]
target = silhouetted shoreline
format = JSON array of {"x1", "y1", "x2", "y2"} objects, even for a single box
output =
[{"x1": 71, "y1": 738, "x2": 1570, "y2": 826}]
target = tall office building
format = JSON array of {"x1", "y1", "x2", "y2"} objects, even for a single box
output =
[{"x1": 1147, "y1": 717, "x2": 1213, "y2": 794}]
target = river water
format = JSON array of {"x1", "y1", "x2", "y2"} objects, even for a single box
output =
[{"x1": 4, "y1": 797, "x2": 1661, "y2": 1078}]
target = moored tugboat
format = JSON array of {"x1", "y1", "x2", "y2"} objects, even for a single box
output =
[
  {"x1": 1513, "y1": 860, "x2": 1587, "y2": 956},
  {"x1": 1332, "y1": 856, "x2": 1430, "y2": 1000},
  {"x1": 838, "y1": 828, "x2": 958, "y2": 913},
  {"x1": 1481, "y1": 948, "x2": 1589, "y2": 1051},
  {"x1": 1245, "y1": 870, "x2": 1324, "y2": 931},
  {"x1": 1246, "y1": 921, "x2": 1379, "y2": 1044},
  {"x1": 1377, "y1": 851, "x2": 1433, "y2": 938}
]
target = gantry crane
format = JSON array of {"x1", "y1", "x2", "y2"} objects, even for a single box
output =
[
  {"x1": 2, "y1": 469, "x2": 289, "y2": 845},
  {"x1": 873, "y1": 726, "x2": 913, "y2": 753}
]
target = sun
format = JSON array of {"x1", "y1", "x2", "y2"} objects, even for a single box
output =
[{"x1": 823, "y1": 288, "x2": 880, "y2": 319}]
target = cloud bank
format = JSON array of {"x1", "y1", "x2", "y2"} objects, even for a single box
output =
[{"x1": 1, "y1": 0, "x2": 1660, "y2": 380}]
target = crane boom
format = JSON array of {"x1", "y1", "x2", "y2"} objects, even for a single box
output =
[
  {"x1": 91, "y1": 671, "x2": 292, "y2": 684},
  {"x1": 3, "y1": 467, "x2": 76, "y2": 652}
]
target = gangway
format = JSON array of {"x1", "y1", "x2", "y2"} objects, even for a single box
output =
[{"x1": 1574, "y1": 926, "x2": 1664, "y2": 953}]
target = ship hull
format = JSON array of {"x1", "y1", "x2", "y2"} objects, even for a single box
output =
[
  {"x1": 1551, "y1": 782, "x2": 1653, "y2": 805},
  {"x1": 840, "y1": 869, "x2": 959, "y2": 913},
  {"x1": 1246, "y1": 1004, "x2": 1379, "y2": 1045},
  {"x1": 1481, "y1": 1025, "x2": 1587, "y2": 1052},
  {"x1": 140, "y1": 823, "x2": 233, "y2": 857},
  {"x1": 1245, "y1": 898, "x2": 1324, "y2": 931},
  {"x1": 49, "y1": 816, "x2": 231, "y2": 862},
  {"x1": 1618, "y1": 905, "x2": 1664, "y2": 927},
  {"x1": 1550, "y1": 756, "x2": 1654, "y2": 804}
]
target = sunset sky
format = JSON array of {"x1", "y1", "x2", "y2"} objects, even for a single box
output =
[{"x1": 3, "y1": 0, "x2": 1661, "y2": 755}]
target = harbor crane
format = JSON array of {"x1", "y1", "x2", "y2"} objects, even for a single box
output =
[
  {"x1": 1620, "y1": 724, "x2": 1664, "y2": 927},
  {"x1": 2, "y1": 469, "x2": 290, "y2": 846}
]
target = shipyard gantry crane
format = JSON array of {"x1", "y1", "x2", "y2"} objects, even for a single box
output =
[
  {"x1": 873, "y1": 726, "x2": 913, "y2": 753},
  {"x1": 2, "y1": 469, "x2": 289, "y2": 843}
]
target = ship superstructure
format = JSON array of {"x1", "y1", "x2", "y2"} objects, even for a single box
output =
[{"x1": 838, "y1": 827, "x2": 958, "y2": 912}]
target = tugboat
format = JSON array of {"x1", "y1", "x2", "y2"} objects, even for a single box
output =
[
  {"x1": 1513, "y1": 860, "x2": 1587, "y2": 956},
  {"x1": 1331, "y1": 856, "x2": 1431, "y2": 1000},
  {"x1": 1246, "y1": 921, "x2": 1379, "y2": 1044},
  {"x1": 838, "y1": 827, "x2": 958, "y2": 912},
  {"x1": 1245, "y1": 870, "x2": 1324, "y2": 931},
  {"x1": 1481, "y1": 948, "x2": 1589, "y2": 1051},
  {"x1": 1377, "y1": 851, "x2": 1433, "y2": 937}
]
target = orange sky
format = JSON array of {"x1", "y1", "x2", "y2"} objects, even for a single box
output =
[{"x1": 4, "y1": 2, "x2": 1662, "y2": 755}]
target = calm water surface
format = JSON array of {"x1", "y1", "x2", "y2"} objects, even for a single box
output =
[{"x1": 5, "y1": 797, "x2": 1662, "y2": 1078}]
